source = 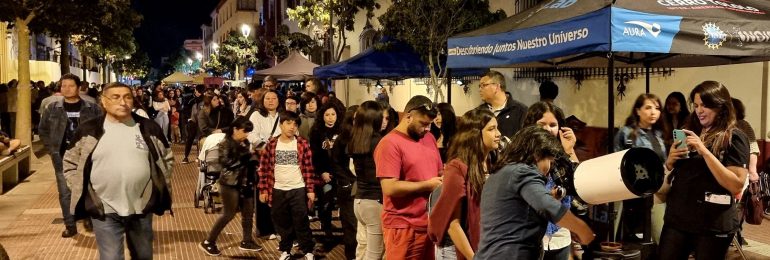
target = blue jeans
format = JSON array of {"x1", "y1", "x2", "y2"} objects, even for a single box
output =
[
  {"x1": 91, "y1": 213, "x2": 153, "y2": 260},
  {"x1": 51, "y1": 152, "x2": 75, "y2": 228}
]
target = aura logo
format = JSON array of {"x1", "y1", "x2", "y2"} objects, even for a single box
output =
[
  {"x1": 543, "y1": 0, "x2": 577, "y2": 9},
  {"x1": 702, "y1": 23, "x2": 727, "y2": 49},
  {"x1": 623, "y1": 21, "x2": 662, "y2": 38}
]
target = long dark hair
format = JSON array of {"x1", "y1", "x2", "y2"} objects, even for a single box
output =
[
  {"x1": 523, "y1": 101, "x2": 565, "y2": 129},
  {"x1": 446, "y1": 109, "x2": 495, "y2": 196},
  {"x1": 685, "y1": 81, "x2": 737, "y2": 158},
  {"x1": 430, "y1": 103, "x2": 457, "y2": 149},
  {"x1": 664, "y1": 91, "x2": 689, "y2": 129},
  {"x1": 349, "y1": 101, "x2": 385, "y2": 155},
  {"x1": 624, "y1": 94, "x2": 665, "y2": 143},
  {"x1": 493, "y1": 126, "x2": 563, "y2": 172}
]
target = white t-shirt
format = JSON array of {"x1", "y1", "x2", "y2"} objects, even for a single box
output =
[
  {"x1": 91, "y1": 119, "x2": 152, "y2": 216},
  {"x1": 273, "y1": 138, "x2": 305, "y2": 191}
]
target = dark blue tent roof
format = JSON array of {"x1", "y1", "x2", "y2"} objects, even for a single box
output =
[{"x1": 314, "y1": 39, "x2": 484, "y2": 79}]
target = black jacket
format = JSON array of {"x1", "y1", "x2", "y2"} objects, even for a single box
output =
[{"x1": 476, "y1": 96, "x2": 528, "y2": 138}]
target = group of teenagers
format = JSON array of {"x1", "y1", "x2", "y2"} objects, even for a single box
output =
[
  {"x1": 192, "y1": 70, "x2": 760, "y2": 260},
  {"x1": 39, "y1": 67, "x2": 759, "y2": 259}
]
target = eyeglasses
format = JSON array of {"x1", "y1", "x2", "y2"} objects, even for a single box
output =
[
  {"x1": 102, "y1": 95, "x2": 134, "y2": 104},
  {"x1": 479, "y1": 82, "x2": 498, "y2": 89}
]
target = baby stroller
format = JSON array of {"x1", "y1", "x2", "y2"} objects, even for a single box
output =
[{"x1": 194, "y1": 134, "x2": 226, "y2": 214}]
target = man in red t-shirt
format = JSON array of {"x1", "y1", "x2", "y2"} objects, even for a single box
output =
[{"x1": 375, "y1": 95, "x2": 443, "y2": 260}]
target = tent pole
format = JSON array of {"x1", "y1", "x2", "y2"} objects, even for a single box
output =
[
  {"x1": 446, "y1": 69, "x2": 452, "y2": 105},
  {"x1": 346, "y1": 77, "x2": 350, "y2": 106},
  {"x1": 645, "y1": 63, "x2": 651, "y2": 94},
  {"x1": 607, "y1": 53, "x2": 615, "y2": 155}
]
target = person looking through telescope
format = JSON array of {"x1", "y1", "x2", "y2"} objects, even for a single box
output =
[{"x1": 476, "y1": 126, "x2": 594, "y2": 260}]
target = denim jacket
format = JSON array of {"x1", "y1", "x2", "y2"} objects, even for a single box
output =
[
  {"x1": 614, "y1": 126, "x2": 666, "y2": 159},
  {"x1": 38, "y1": 98, "x2": 102, "y2": 155}
]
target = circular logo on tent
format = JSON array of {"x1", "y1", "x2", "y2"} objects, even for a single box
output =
[{"x1": 702, "y1": 23, "x2": 727, "y2": 50}]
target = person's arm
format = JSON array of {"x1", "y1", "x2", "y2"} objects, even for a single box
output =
[
  {"x1": 556, "y1": 211, "x2": 594, "y2": 245},
  {"x1": 380, "y1": 177, "x2": 442, "y2": 197},
  {"x1": 749, "y1": 153, "x2": 759, "y2": 182},
  {"x1": 519, "y1": 171, "x2": 594, "y2": 245},
  {"x1": 447, "y1": 203, "x2": 475, "y2": 259},
  {"x1": 683, "y1": 129, "x2": 747, "y2": 194}
]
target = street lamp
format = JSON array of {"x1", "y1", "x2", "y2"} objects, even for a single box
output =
[
  {"x1": 195, "y1": 51, "x2": 203, "y2": 61},
  {"x1": 187, "y1": 58, "x2": 193, "y2": 74},
  {"x1": 211, "y1": 42, "x2": 219, "y2": 54},
  {"x1": 236, "y1": 24, "x2": 251, "y2": 81}
]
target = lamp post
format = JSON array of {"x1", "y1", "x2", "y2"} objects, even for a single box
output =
[{"x1": 236, "y1": 24, "x2": 251, "y2": 82}]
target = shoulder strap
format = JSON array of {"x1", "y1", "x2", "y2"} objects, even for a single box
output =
[{"x1": 269, "y1": 116, "x2": 280, "y2": 137}]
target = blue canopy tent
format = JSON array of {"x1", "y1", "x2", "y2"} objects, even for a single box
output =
[
  {"x1": 447, "y1": 0, "x2": 770, "y2": 149},
  {"x1": 314, "y1": 40, "x2": 434, "y2": 79},
  {"x1": 314, "y1": 39, "x2": 485, "y2": 103}
]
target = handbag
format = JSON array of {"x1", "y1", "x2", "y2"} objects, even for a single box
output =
[{"x1": 744, "y1": 181, "x2": 764, "y2": 225}]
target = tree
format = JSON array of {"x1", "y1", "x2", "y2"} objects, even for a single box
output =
[
  {"x1": 379, "y1": 0, "x2": 505, "y2": 102},
  {"x1": 267, "y1": 25, "x2": 317, "y2": 62},
  {"x1": 113, "y1": 52, "x2": 150, "y2": 82},
  {"x1": 0, "y1": 0, "x2": 140, "y2": 146},
  {"x1": 215, "y1": 30, "x2": 259, "y2": 79},
  {"x1": 203, "y1": 54, "x2": 228, "y2": 77},
  {"x1": 287, "y1": 0, "x2": 380, "y2": 63}
]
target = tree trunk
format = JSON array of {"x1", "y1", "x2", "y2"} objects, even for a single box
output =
[
  {"x1": 15, "y1": 17, "x2": 33, "y2": 146},
  {"x1": 60, "y1": 34, "x2": 71, "y2": 74},
  {"x1": 81, "y1": 52, "x2": 88, "y2": 81}
]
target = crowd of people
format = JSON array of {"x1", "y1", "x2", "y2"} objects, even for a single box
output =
[{"x1": 34, "y1": 69, "x2": 765, "y2": 260}]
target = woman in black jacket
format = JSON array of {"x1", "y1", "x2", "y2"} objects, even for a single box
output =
[
  {"x1": 200, "y1": 94, "x2": 234, "y2": 137},
  {"x1": 199, "y1": 117, "x2": 263, "y2": 256},
  {"x1": 308, "y1": 98, "x2": 346, "y2": 246}
]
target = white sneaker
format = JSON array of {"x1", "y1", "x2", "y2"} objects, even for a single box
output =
[
  {"x1": 269, "y1": 234, "x2": 279, "y2": 240},
  {"x1": 279, "y1": 251, "x2": 292, "y2": 260},
  {"x1": 304, "y1": 252, "x2": 315, "y2": 260}
]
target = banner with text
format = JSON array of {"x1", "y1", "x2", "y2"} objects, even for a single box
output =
[{"x1": 447, "y1": 8, "x2": 611, "y2": 69}]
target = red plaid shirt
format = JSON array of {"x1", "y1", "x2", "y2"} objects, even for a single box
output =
[{"x1": 257, "y1": 136, "x2": 316, "y2": 206}]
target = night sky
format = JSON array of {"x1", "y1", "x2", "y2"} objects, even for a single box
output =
[{"x1": 132, "y1": 0, "x2": 219, "y2": 67}]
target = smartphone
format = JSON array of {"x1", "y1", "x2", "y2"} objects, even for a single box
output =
[{"x1": 673, "y1": 129, "x2": 687, "y2": 149}]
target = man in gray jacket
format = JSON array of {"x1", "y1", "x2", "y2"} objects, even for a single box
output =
[
  {"x1": 64, "y1": 82, "x2": 173, "y2": 259},
  {"x1": 38, "y1": 74, "x2": 102, "y2": 237}
]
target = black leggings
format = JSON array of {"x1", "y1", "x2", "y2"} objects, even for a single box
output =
[
  {"x1": 184, "y1": 123, "x2": 198, "y2": 159},
  {"x1": 658, "y1": 225, "x2": 733, "y2": 260},
  {"x1": 206, "y1": 184, "x2": 255, "y2": 243}
]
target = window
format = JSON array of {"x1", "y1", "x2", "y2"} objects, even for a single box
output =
[{"x1": 238, "y1": 0, "x2": 257, "y2": 11}]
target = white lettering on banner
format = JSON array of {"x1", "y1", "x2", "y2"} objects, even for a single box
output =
[
  {"x1": 448, "y1": 28, "x2": 590, "y2": 57},
  {"x1": 624, "y1": 21, "x2": 662, "y2": 38},
  {"x1": 657, "y1": 0, "x2": 763, "y2": 14},
  {"x1": 736, "y1": 31, "x2": 770, "y2": 43}
]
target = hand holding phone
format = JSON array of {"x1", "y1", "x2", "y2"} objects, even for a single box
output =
[{"x1": 673, "y1": 129, "x2": 687, "y2": 149}]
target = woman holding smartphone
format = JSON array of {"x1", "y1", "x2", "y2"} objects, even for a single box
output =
[{"x1": 659, "y1": 81, "x2": 749, "y2": 260}]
